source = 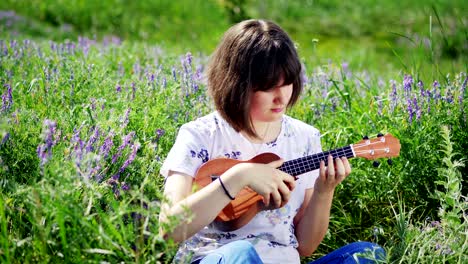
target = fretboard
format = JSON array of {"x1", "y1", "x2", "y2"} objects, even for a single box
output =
[{"x1": 278, "y1": 145, "x2": 354, "y2": 177}]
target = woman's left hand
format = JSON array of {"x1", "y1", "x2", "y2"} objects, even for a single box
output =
[{"x1": 315, "y1": 155, "x2": 351, "y2": 195}]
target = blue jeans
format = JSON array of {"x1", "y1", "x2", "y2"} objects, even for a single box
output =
[
  {"x1": 192, "y1": 240, "x2": 263, "y2": 264},
  {"x1": 192, "y1": 241, "x2": 385, "y2": 264},
  {"x1": 308, "y1": 242, "x2": 386, "y2": 264}
]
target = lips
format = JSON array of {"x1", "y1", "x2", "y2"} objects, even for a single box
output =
[{"x1": 271, "y1": 107, "x2": 284, "y2": 113}]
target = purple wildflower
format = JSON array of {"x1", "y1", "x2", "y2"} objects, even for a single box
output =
[
  {"x1": 112, "y1": 142, "x2": 140, "y2": 181},
  {"x1": 116, "y1": 83, "x2": 122, "y2": 93},
  {"x1": 403, "y1": 74, "x2": 413, "y2": 97},
  {"x1": 389, "y1": 80, "x2": 398, "y2": 113},
  {"x1": 133, "y1": 61, "x2": 141, "y2": 77},
  {"x1": 195, "y1": 65, "x2": 203, "y2": 81},
  {"x1": 71, "y1": 126, "x2": 84, "y2": 167},
  {"x1": 121, "y1": 183, "x2": 130, "y2": 191},
  {"x1": 446, "y1": 89, "x2": 454, "y2": 104},
  {"x1": 2, "y1": 46, "x2": 7, "y2": 57},
  {"x1": 193, "y1": 83, "x2": 199, "y2": 93},
  {"x1": 433, "y1": 80, "x2": 440, "y2": 99},
  {"x1": 427, "y1": 96, "x2": 431, "y2": 114},
  {"x1": 156, "y1": 129, "x2": 165, "y2": 139},
  {"x1": 148, "y1": 73, "x2": 155, "y2": 86},
  {"x1": 407, "y1": 99, "x2": 414, "y2": 123},
  {"x1": 1, "y1": 132, "x2": 9, "y2": 146},
  {"x1": 341, "y1": 62, "x2": 352, "y2": 80},
  {"x1": 300, "y1": 68, "x2": 308, "y2": 85},
  {"x1": 85, "y1": 126, "x2": 100, "y2": 152},
  {"x1": 186, "y1": 52, "x2": 193, "y2": 67},
  {"x1": 172, "y1": 66, "x2": 177, "y2": 82},
  {"x1": 430, "y1": 220, "x2": 441, "y2": 227},
  {"x1": 413, "y1": 97, "x2": 421, "y2": 121},
  {"x1": 417, "y1": 80, "x2": 425, "y2": 97},
  {"x1": 120, "y1": 108, "x2": 131, "y2": 129},
  {"x1": 441, "y1": 247, "x2": 453, "y2": 255},
  {"x1": 65, "y1": 41, "x2": 75, "y2": 55},
  {"x1": 1, "y1": 83, "x2": 13, "y2": 113},
  {"x1": 99, "y1": 132, "x2": 114, "y2": 159},
  {"x1": 90, "y1": 98, "x2": 96, "y2": 111},
  {"x1": 120, "y1": 142, "x2": 140, "y2": 171},
  {"x1": 36, "y1": 119, "x2": 58, "y2": 166},
  {"x1": 78, "y1": 36, "x2": 94, "y2": 56},
  {"x1": 376, "y1": 96, "x2": 383, "y2": 116},
  {"x1": 459, "y1": 76, "x2": 467, "y2": 105},
  {"x1": 10, "y1": 40, "x2": 17, "y2": 50},
  {"x1": 131, "y1": 82, "x2": 136, "y2": 100},
  {"x1": 112, "y1": 131, "x2": 135, "y2": 163}
]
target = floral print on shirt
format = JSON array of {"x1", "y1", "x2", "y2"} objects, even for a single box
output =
[{"x1": 190, "y1": 148, "x2": 209, "y2": 163}]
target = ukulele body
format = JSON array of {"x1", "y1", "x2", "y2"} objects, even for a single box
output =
[{"x1": 193, "y1": 152, "x2": 282, "y2": 231}]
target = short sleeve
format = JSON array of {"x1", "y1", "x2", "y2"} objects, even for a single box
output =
[
  {"x1": 160, "y1": 123, "x2": 211, "y2": 179},
  {"x1": 303, "y1": 128, "x2": 322, "y2": 189}
]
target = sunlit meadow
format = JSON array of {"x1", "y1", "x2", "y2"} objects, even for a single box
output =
[
  {"x1": 1, "y1": 1, "x2": 467, "y2": 263},
  {"x1": 0, "y1": 35, "x2": 466, "y2": 263}
]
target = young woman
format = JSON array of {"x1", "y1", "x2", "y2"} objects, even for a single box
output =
[{"x1": 159, "y1": 19, "x2": 385, "y2": 264}]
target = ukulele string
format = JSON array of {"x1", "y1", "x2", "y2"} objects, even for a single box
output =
[
  {"x1": 353, "y1": 148, "x2": 391, "y2": 155},
  {"x1": 352, "y1": 140, "x2": 387, "y2": 149}
]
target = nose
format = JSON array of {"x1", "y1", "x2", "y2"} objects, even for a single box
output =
[{"x1": 273, "y1": 86, "x2": 288, "y2": 105}]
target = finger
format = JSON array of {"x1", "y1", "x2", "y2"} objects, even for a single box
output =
[
  {"x1": 335, "y1": 157, "x2": 345, "y2": 181},
  {"x1": 341, "y1": 157, "x2": 352, "y2": 175},
  {"x1": 267, "y1": 158, "x2": 284, "y2": 169},
  {"x1": 278, "y1": 181, "x2": 291, "y2": 203},
  {"x1": 327, "y1": 155, "x2": 335, "y2": 181},
  {"x1": 278, "y1": 171, "x2": 296, "y2": 189},
  {"x1": 270, "y1": 190, "x2": 282, "y2": 208},
  {"x1": 320, "y1": 160, "x2": 326, "y2": 180},
  {"x1": 263, "y1": 193, "x2": 271, "y2": 207}
]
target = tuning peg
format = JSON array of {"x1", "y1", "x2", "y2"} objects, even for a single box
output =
[
  {"x1": 373, "y1": 161, "x2": 380, "y2": 167},
  {"x1": 387, "y1": 159, "x2": 393, "y2": 165},
  {"x1": 377, "y1": 133, "x2": 384, "y2": 137},
  {"x1": 363, "y1": 135, "x2": 369, "y2": 140}
]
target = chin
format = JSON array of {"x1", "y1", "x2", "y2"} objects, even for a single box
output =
[{"x1": 266, "y1": 114, "x2": 284, "y2": 122}]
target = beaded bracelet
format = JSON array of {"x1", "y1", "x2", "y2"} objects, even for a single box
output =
[{"x1": 218, "y1": 176, "x2": 235, "y2": 200}]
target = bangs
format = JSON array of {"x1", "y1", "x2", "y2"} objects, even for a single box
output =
[{"x1": 250, "y1": 41, "x2": 301, "y2": 92}]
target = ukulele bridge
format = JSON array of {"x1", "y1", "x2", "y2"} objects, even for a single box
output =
[{"x1": 210, "y1": 175, "x2": 220, "y2": 182}]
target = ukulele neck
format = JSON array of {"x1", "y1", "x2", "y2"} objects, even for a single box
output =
[{"x1": 278, "y1": 145, "x2": 354, "y2": 177}]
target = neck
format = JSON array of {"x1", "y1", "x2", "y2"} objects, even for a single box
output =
[{"x1": 245, "y1": 119, "x2": 281, "y2": 143}]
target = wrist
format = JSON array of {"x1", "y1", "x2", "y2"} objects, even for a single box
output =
[
  {"x1": 220, "y1": 163, "x2": 250, "y2": 196},
  {"x1": 314, "y1": 188, "x2": 335, "y2": 200},
  {"x1": 227, "y1": 162, "x2": 252, "y2": 187},
  {"x1": 218, "y1": 176, "x2": 235, "y2": 200}
]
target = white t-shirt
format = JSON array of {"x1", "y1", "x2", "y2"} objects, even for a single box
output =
[{"x1": 160, "y1": 111, "x2": 322, "y2": 264}]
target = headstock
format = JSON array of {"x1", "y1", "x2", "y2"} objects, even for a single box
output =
[{"x1": 352, "y1": 133, "x2": 401, "y2": 160}]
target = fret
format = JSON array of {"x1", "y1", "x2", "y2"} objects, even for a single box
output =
[{"x1": 279, "y1": 145, "x2": 354, "y2": 177}]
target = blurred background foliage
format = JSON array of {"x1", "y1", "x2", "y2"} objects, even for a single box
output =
[
  {"x1": 0, "y1": 0, "x2": 466, "y2": 75},
  {"x1": 1, "y1": 1, "x2": 467, "y2": 262}
]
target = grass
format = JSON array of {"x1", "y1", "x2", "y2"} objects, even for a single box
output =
[{"x1": 0, "y1": 1, "x2": 467, "y2": 263}]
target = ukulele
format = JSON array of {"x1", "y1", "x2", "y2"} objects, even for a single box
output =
[{"x1": 193, "y1": 133, "x2": 401, "y2": 231}]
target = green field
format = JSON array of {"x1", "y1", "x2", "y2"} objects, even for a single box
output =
[{"x1": 0, "y1": 1, "x2": 467, "y2": 263}]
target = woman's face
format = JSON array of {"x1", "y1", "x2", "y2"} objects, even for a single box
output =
[{"x1": 249, "y1": 81, "x2": 293, "y2": 123}]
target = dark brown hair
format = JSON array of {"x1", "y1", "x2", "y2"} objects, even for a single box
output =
[{"x1": 207, "y1": 19, "x2": 303, "y2": 138}]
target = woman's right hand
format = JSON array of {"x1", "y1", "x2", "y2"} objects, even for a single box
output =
[{"x1": 233, "y1": 159, "x2": 296, "y2": 209}]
